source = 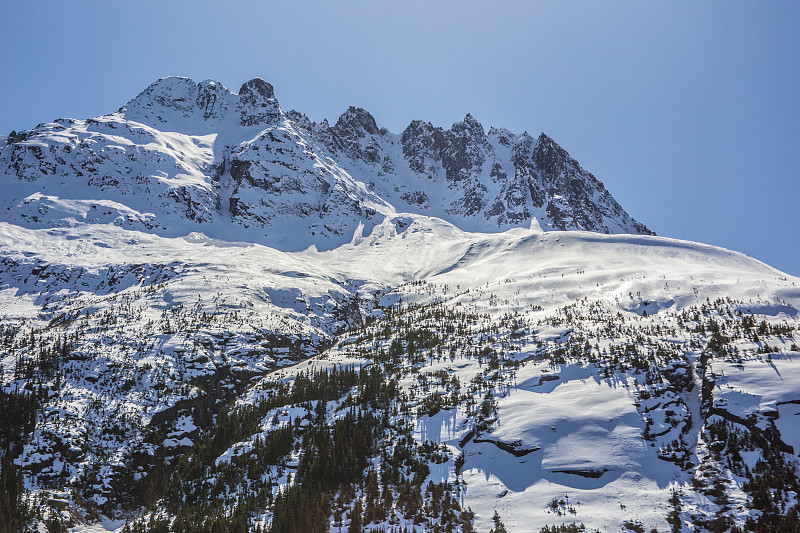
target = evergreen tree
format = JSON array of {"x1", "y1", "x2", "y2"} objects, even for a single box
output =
[{"x1": 489, "y1": 510, "x2": 508, "y2": 533}]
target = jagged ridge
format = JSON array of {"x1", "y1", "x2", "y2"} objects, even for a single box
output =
[{"x1": 0, "y1": 76, "x2": 651, "y2": 251}]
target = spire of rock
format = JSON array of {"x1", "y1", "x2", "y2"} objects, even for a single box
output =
[{"x1": 237, "y1": 78, "x2": 282, "y2": 126}]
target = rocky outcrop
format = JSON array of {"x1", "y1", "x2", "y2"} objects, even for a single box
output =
[{"x1": 237, "y1": 78, "x2": 281, "y2": 127}]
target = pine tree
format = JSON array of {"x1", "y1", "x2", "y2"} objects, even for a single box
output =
[
  {"x1": 348, "y1": 499, "x2": 363, "y2": 533},
  {"x1": 489, "y1": 510, "x2": 508, "y2": 533}
]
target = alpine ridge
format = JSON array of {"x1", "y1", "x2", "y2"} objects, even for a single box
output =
[
  {"x1": 1, "y1": 76, "x2": 650, "y2": 251},
  {"x1": 1, "y1": 77, "x2": 799, "y2": 533}
]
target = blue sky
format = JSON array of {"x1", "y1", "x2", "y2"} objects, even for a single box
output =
[{"x1": 2, "y1": 1, "x2": 799, "y2": 275}]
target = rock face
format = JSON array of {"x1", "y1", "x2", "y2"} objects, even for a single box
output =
[
  {"x1": 0, "y1": 76, "x2": 651, "y2": 250},
  {"x1": 237, "y1": 78, "x2": 281, "y2": 127}
]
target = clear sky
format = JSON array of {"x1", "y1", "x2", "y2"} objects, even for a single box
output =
[{"x1": 2, "y1": 1, "x2": 798, "y2": 275}]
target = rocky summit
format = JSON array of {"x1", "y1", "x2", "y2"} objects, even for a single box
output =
[
  {"x1": 1, "y1": 77, "x2": 798, "y2": 533},
  {"x1": 0, "y1": 76, "x2": 649, "y2": 251}
]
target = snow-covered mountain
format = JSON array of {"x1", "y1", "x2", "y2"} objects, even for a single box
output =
[
  {"x1": 1, "y1": 78, "x2": 799, "y2": 533},
  {"x1": 0, "y1": 76, "x2": 650, "y2": 251}
]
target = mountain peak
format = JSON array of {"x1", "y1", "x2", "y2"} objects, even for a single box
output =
[
  {"x1": 2, "y1": 74, "x2": 652, "y2": 245},
  {"x1": 450, "y1": 113, "x2": 486, "y2": 144},
  {"x1": 237, "y1": 78, "x2": 281, "y2": 127},
  {"x1": 238, "y1": 77, "x2": 275, "y2": 100},
  {"x1": 195, "y1": 79, "x2": 233, "y2": 120},
  {"x1": 453, "y1": 112, "x2": 485, "y2": 134},
  {"x1": 533, "y1": 131, "x2": 573, "y2": 169},
  {"x1": 122, "y1": 76, "x2": 237, "y2": 128},
  {"x1": 124, "y1": 76, "x2": 284, "y2": 128},
  {"x1": 334, "y1": 106, "x2": 380, "y2": 136},
  {"x1": 463, "y1": 112, "x2": 479, "y2": 124},
  {"x1": 124, "y1": 76, "x2": 204, "y2": 115}
]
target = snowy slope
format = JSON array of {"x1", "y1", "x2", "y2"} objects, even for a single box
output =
[
  {"x1": 1, "y1": 214, "x2": 798, "y2": 532},
  {"x1": 0, "y1": 76, "x2": 798, "y2": 533},
  {"x1": 287, "y1": 219, "x2": 800, "y2": 532}
]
